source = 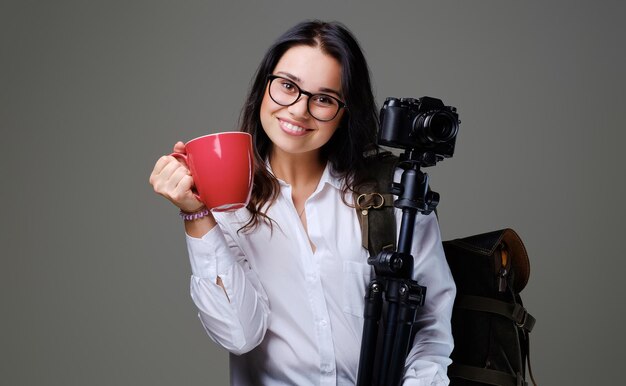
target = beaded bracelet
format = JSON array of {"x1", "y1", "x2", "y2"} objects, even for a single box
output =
[{"x1": 179, "y1": 207, "x2": 210, "y2": 221}]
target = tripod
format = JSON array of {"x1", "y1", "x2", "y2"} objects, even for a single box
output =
[{"x1": 356, "y1": 150, "x2": 440, "y2": 386}]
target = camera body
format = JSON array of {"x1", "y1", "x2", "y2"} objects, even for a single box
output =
[{"x1": 378, "y1": 96, "x2": 459, "y2": 163}]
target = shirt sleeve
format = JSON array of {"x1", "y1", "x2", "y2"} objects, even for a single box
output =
[
  {"x1": 186, "y1": 224, "x2": 270, "y2": 355},
  {"x1": 401, "y1": 210, "x2": 456, "y2": 386}
]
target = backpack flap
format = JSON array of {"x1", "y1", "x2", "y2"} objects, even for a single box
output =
[{"x1": 445, "y1": 228, "x2": 530, "y2": 293}]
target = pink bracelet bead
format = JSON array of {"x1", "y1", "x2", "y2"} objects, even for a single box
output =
[{"x1": 179, "y1": 207, "x2": 210, "y2": 221}]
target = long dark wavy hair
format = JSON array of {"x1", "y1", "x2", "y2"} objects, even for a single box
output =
[{"x1": 240, "y1": 20, "x2": 380, "y2": 231}]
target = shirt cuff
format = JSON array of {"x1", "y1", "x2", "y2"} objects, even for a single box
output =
[
  {"x1": 403, "y1": 361, "x2": 449, "y2": 386},
  {"x1": 185, "y1": 226, "x2": 236, "y2": 279}
]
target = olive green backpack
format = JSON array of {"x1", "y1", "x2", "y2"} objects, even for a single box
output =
[{"x1": 354, "y1": 153, "x2": 537, "y2": 386}]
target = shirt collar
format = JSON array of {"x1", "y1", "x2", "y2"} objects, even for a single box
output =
[
  {"x1": 319, "y1": 162, "x2": 344, "y2": 191},
  {"x1": 266, "y1": 160, "x2": 344, "y2": 191}
]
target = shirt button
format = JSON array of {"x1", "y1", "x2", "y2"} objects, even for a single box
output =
[{"x1": 319, "y1": 319, "x2": 327, "y2": 327}]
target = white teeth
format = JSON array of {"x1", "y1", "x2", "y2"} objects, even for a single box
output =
[{"x1": 282, "y1": 120, "x2": 306, "y2": 132}]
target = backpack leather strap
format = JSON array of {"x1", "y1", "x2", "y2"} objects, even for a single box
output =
[
  {"x1": 448, "y1": 363, "x2": 527, "y2": 386},
  {"x1": 354, "y1": 153, "x2": 398, "y2": 256},
  {"x1": 455, "y1": 294, "x2": 536, "y2": 333},
  {"x1": 356, "y1": 192, "x2": 395, "y2": 253}
]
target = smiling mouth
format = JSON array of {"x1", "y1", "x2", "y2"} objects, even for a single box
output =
[{"x1": 279, "y1": 119, "x2": 311, "y2": 135}]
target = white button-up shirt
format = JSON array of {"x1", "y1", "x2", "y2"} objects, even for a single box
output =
[{"x1": 185, "y1": 163, "x2": 455, "y2": 385}]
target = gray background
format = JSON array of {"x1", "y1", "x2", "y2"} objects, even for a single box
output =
[{"x1": 2, "y1": 0, "x2": 625, "y2": 385}]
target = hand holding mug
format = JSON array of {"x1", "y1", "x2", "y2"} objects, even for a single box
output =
[
  {"x1": 168, "y1": 132, "x2": 254, "y2": 212},
  {"x1": 149, "y1": 142, "x2": 203, "y2": 213}
]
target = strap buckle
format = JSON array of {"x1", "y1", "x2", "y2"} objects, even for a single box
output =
[
  {"x1": 512, "y1": 304, "x2": 536, "y2": 332},
  {"x1": 513, "y1": 304, "x2": 528, "y2": 327},
  {"x1": 356, "y1": 193, "x2": 385, "y2": 210}
]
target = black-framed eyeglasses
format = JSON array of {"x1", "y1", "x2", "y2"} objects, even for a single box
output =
[{"x1": 267, "y1": 74, "x2": 346, "y2": 122}]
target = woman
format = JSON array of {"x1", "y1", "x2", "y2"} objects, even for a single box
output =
[{"x1": 150, "y1": 20, "x2": 455, "y2": 386}]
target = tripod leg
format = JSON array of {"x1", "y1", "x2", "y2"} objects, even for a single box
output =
[
  {"x1": 375, "y1": 280, "x2": 401, "y2": 386},
  {"x1": 357, "y1": 280, "x2": 383, "y2": 386},
  {"x1": 387, "y1": 286, "x2": 419, "y2": 386},
  {"x1": 376, "y1": 279, "x2": 427, "y2": 386}
]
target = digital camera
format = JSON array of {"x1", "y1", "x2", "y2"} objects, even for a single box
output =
[{"x1": 378, "y1": 96, "x2": 459, "y2": 162}]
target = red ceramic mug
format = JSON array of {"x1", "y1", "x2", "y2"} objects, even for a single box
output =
[{"x1": 171, "y1": 132, "x2": 254, "y2": 212}]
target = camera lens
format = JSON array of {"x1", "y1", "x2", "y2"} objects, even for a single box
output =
[{"x1": 419, "y1": 111, "x2": 458, "y2": 143}]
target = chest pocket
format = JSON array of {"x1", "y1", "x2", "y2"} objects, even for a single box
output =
[{"x1": 342, "y1": 260, "x2": 372, "y2": 317}]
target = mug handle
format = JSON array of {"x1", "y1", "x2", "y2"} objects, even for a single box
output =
[{"x1": 169, "y1": 152, "x2": 203, "y2": 203}]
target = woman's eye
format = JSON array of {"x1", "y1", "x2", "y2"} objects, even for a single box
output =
[
  {"x1": 281, "y1": 81, "x2": 297, "y2": 92},
  {"x1": 313, "y1": 95, "x2": 336, "y2": 107}
]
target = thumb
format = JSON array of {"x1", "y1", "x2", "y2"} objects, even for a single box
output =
[{"x1": 173, "y1": 141, "x2": 186, "y2": 154}]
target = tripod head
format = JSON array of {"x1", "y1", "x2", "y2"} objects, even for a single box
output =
[{"x1": 392, "y1": 150, "x2": 441, "y2": 216}]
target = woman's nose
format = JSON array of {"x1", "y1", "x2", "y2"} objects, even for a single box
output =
[{"x1": 287, "y1": 96, "x2": 310, "y2": 119}]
